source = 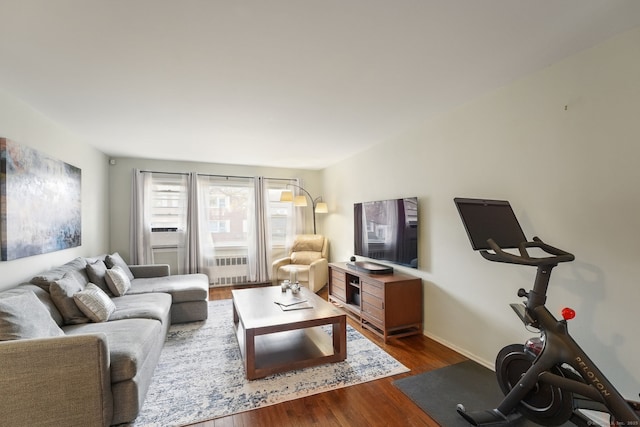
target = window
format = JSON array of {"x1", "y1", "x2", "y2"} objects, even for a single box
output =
[
  {"x1": 197, "y1": 176, "x2": 253, "y2": 285},
  {"x1": 145, "y1": 173, "x2": 189, "y2": 275},
  {"x1": 150, "y1": 173, "x2": 188, "y2": 233},
  {"x1": 137, "y1": 171, "x2": 301, "y2": 285},
  {"x1": 266, "y1": 184, "x2": 296, "y2": 261},
  {"x1": 201, "y1": 178, "x2": 252, "y2": 247}
]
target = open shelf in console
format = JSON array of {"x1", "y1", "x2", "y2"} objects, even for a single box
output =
[{"x1": 345, "y1": 273, "x2": 361, "y2": 309}]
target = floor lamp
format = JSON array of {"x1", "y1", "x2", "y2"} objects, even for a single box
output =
[{"x1": 280, "y1": 184, "x2": 328, "y2": 234}]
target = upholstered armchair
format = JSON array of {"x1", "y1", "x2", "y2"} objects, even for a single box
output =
[{"x1": 272, "y1": 234, "x2": 329, "y2": 293}]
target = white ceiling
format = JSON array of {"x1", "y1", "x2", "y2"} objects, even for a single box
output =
[{"x1": 1, "y1": 1, "x2": 640, "y2": 169}]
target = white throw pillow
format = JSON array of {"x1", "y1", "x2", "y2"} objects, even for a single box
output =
[
  {"x1": 73, "y1": 283, "x2": 116, "y2": 323},
  {"x1": 105, "y1": 266, "x2": 132, "y2": 296}
]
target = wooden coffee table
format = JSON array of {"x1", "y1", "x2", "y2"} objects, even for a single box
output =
[{"x1": 232, "y1": 286, "x2": 347, "y2": 380}]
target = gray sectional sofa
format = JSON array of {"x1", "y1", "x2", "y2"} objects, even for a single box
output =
[{"x1": 0, "y1": 253, "x2": 209, "y2": 427}]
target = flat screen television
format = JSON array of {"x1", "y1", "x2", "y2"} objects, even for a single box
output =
[{"x1": 354, "y1": 197, "x2": 418, "y2": 268}]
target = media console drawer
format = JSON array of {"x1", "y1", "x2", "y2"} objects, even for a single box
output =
[
  {"x1": 330, "y1": 269, "x2": 347, "y2": 302},
  {"x1": 361, "y1": 280, "x2": 383, "y2": 299},
  {"x1": 328, "y1": 262, "x2": 423, "y2": 342}
]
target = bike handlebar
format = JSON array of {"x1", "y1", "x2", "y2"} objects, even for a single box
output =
[{"x1": 480, "y1": 236, "x2": 575, "y2": 266}]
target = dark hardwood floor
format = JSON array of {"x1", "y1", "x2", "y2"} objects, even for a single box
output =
[{"x1": 186, "y1": 285, "x2": 468, "y2": 427}]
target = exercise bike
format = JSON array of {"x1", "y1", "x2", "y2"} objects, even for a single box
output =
[{"x1": 453, "y1": 198, "x2": 640, "y2": 426}]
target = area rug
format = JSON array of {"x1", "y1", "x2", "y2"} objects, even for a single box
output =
[
  {"x1": 131, "y1": 299, "x2": 409, "y2": 426},
  {"x1": 394, "y1": 360, "x2": 572, "y2": 427}
]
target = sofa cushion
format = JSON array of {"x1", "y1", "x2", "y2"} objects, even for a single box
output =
[
  {"x1": 63, "y1": 318, "x2": 163, "y2": 383},
  {"x1": 50, "y1": 274, "x2": 90, "y2": 325},
  {"x1": 74, "y1": 284, "x2": 117, "y2": 323},
  {"x1": 86, "y1": 259, "x2": 113, "y2": 296},
  {"x1": 127, "y1": 273, "x2": 209, "y2": 303},
  {"x1": 30, "y1": 257, "x2": 89, "y2": 290},
  {"x1": 0, "y1": 291, "x2": 65, "y2": 340},
  {"x1": 291, "y1": 234, "x2": 325, "y2": 252},
  {"x1": 0, "y1": 284, "x2": 65, "y2": 327},
  {"x1": 105, "y1": 252, "x2": 135, "y2": 281},
  {"x1": 110, "y1": 292, "x2": 172, "y2": 324},
  {"x1": 105, "y1": 266, "x2": 132, "y2": 296},
  {"x1": 277, "y1": 264, "x2": 310, "y2": 282}
]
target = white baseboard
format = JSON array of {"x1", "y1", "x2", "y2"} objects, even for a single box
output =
[{"x1": 423, "y1": 331, "x2": 494, "y2": 371}]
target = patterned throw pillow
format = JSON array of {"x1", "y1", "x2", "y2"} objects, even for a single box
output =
[
  {"x1": 105, "y1": 266, "x2": 132, "y2": 296},
  {"x1": 0, "y1": 291, "x2": 65, "y2": 340},
  {"x1": 73, "y1": 284, "x2": 116, "y2": 323}
]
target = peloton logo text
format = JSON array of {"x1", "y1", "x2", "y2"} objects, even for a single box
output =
[{"x1": 575, "y1": 356, "x2": 611, "y2": 397}]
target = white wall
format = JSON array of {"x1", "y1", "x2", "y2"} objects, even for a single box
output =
[
  {"x1": 323, "y1": 27, "x2": 640, "y2": 397},
  {"x1": 0, "y1": 90, "x2": 110, "y2": 290},
  {"x1": 107, "y1": 157, "x2": 323, "y2": 262}
]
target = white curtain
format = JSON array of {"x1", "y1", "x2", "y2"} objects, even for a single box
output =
[
  {"x1": 248, "y1": 177, "x2": 271, "y2": 282},
  {"x1": 130, "y1": 169, "x2": 153, "y2": 264},
  {"x1": 282, "y1": 178, "x2": 304, "y2": 256},
  {"x1": 177, "y1": 172, "x2": 199, "y2": 274},
  {"x1": 196, "y1": 174, "x2": 217, "y2": 283},
  {"x1": 292, "y1": 178, "x2": 305, "y2": 238}
]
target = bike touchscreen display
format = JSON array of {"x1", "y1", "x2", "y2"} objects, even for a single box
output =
[{"x1": 454, "y1": 198, "x2": 527, "y2": 250}]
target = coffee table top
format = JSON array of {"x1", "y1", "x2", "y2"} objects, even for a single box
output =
[{"x1": 232, "y1": 286, "x2": 344, "y2": 330}]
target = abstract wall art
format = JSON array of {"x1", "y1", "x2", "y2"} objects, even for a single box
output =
[{"x1": 1, "y1": 138, "x2": 81, "y2": 261}]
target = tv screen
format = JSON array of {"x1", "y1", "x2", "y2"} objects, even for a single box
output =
[{"x1": 354, "y1": 197, "x2": 418, "y2": 268}]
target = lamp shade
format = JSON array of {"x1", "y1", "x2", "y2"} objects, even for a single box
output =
[
  {"x1": 293, "y1": 195, "x2": 308, "y2": 206},
  {"x1": 280, "y1": 190, "x2": 294, "y2": 202},
  {"x1": 315, "y1": 202, "x2": 328, "y2": 213}
]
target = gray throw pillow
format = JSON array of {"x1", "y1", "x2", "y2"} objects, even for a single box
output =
[
  {"x1": 30, "y1": 257, "x2": 88, "y2": 290},
  {"x1": 105, "y1": 252, "x2": 135, "y2": 281},
  {"x1": 0, "y1": 291, "x2": 65, "y2": 341},
  {"x1": 86, "y1": 259, "x2": 113, "y2": 296},
  {"x1": 105, "y1": 266, "x2": 132, "y2": 296},
  {"x1": 74, "y1": 283, "x2": 116, "y2": 323},
  {"x1": 50, "y1": 274, "x2": 89, "y2": 325}
]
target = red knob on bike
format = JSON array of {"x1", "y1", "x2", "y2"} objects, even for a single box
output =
[{"x1": 561, "y1": 307, "x2": 576, "y2": 320}]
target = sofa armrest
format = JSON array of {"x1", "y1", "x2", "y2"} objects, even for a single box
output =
[
  {"x1": 308, "y1": 258, "x2": 329, "y2": 292},
  {"x1": 272, "y1": 257, "x2": 292, "y2": 269},
  {"x1": 129, "y1": 263, "x2": 170, "y2": 278},
  {"x1": 0, "y1": 334, "x2": 113, "y2": 427}
]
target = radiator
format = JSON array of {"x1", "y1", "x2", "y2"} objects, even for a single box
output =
[{"x1": 209, "y1": 255, "x2": 248, "y2": 285}]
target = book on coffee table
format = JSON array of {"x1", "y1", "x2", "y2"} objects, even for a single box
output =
[
  {"x1": 275, "y1": 294, "x2": 307, "y2": 306},
  {"x1": 276, "y1": 301, "x2": 313, "y2": 311},
  {"x1": 274, "y1": 295, "x2": 312, "y2": 310}
]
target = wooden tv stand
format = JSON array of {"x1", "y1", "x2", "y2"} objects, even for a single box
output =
[{"x1": 328, "y1": 262, "x2": 423, "y2": 342}]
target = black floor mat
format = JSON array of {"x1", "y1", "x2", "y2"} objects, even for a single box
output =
[{"x1": 393, "y1": 360, "x2": 572, "y2": 426}]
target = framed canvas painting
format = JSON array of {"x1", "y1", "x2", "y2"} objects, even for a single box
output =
[{"x1": 1, "y1": 138, "x2": 81, "y2": 260}]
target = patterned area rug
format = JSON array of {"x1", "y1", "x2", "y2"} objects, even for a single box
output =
[{"x1": 131, "y1": 299, "x2": 409, "y2": 426}]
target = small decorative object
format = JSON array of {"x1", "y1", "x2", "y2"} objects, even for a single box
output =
[
  {"x1": 281, "y1": 280, "x2": 290, "y2": 292},
  {"x1": 290, "y1": 282, "x2": 300, "y2": 294}
]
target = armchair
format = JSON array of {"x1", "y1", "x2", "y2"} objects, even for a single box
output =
[{"x1": 272, "y1": 234, "x2": 329, "y2": 293}]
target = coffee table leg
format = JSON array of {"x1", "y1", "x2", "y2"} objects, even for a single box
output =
[
  {"x1": 245, "y1": 328, "x2": 256, "y2": 379},
  {"x1": 333, "y1": 316, "x2": 347, "y2": 361}
]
